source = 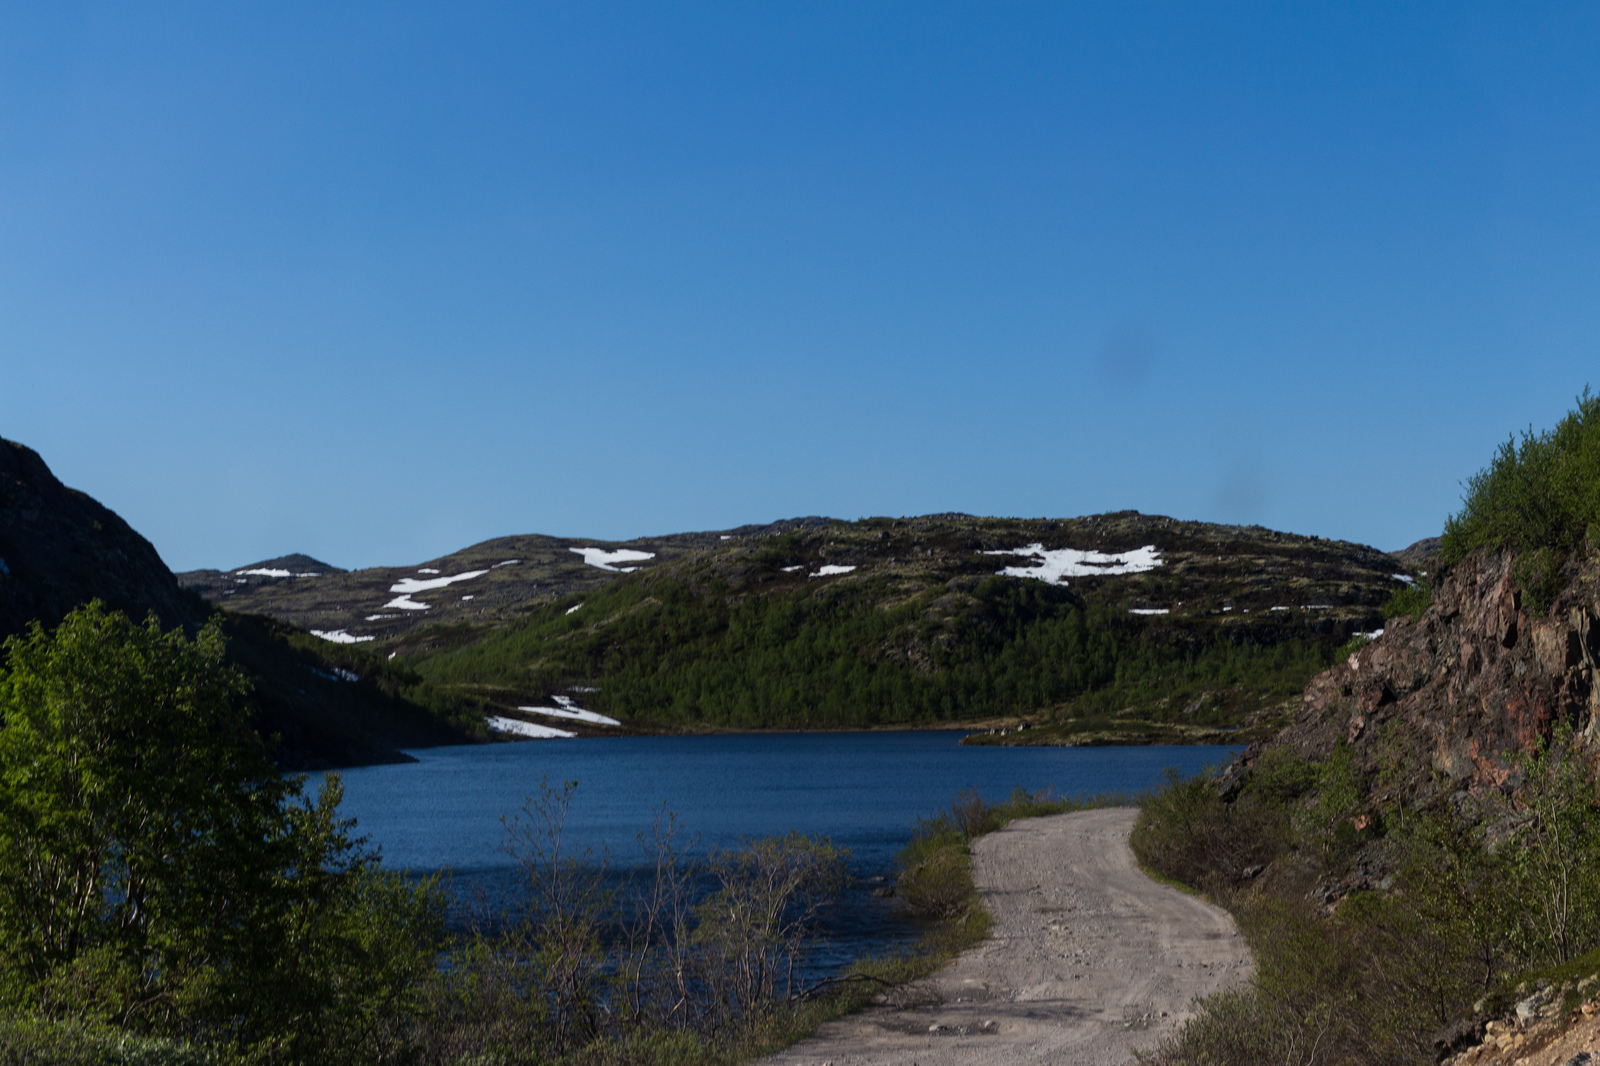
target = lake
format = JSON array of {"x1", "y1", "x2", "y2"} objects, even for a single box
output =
[{"x1": 330, "y1": 732, "x2": 1237, "y2": 969}]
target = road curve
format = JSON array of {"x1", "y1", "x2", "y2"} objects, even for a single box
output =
[{"x1": 763, "y1": 807, "x2": 1252, "y2": 1066}]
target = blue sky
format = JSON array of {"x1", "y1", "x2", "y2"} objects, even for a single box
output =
[{"x1": 3, "y1": 2, "x2": 1598, "y2": 571}]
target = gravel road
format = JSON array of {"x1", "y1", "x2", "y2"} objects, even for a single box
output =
[{"x1": 763, "y1": 807, "x2": 1252, "y2": 1066}]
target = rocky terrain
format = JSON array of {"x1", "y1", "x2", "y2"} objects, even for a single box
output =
[
  {"x1": 182, "y1": 513, "x2": 1407, "y2": 653},
  {"x1": 1222, "y1": 545, "x2": 1600, "y2": 817},
  {"x1": 177, "y1": 519, "x2": 832, "y2": 643}
]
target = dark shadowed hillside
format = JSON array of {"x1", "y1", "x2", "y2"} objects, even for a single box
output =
[{"x1": 0, "y1": 437, "x2": 477, "y2": 768}]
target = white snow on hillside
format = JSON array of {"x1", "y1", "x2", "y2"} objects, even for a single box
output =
[
  {"x1": 418, "y1": 568, "x2": 440, "y2": 574},
  {"x1": 1130, "y1": 608, "x2": 1169, "y2": 615},
  {"x1": 235, "y1": 568, "x2": 322, "y2": 578},
  {"x1": 383, "y1": 569, "x2": 489, "y2": 610},
  {"x1": 983, "y1": 544, "x2": 1162, "y2": 586},
  {"x1": 311, "y1": 629, "x2": 375, "y2": 644},
  {"x1": 493, "y1": 559, "x2": 520, "y2": 568},
  {"x1": 1392, "y1": 574, "x2": 1416, "y2": 586},
  {"x1": 487, "y1": 716, "x2": 576, "y2": 739},
  {"x1": 570, "y1": 547, "x2": 655, "y2": 572},
  {"x1": 780, "y1": 565, "x2": 803, "y2": 572},
  {"x1": 810, "y1": 565, "x2": 857, "y2": 577},
  {"x1": 566, "y1": 603, "x2": 583, "y2": 615},
  {"x1": 516, "y1": 696, "x2": 620, "y2": 727}
]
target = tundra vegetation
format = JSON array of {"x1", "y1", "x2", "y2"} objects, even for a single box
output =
[
  {"x1": 1136, "y1": 389, "x2": 1600, "y2": 1066},
  {"x1": 0, "y1": 601, "x2": 1080, "y2": 1065}
]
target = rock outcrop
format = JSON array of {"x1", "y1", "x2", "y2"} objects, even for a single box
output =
[{"x1": 1227, "y1": 548, "x2": 1600, "y2": 811}]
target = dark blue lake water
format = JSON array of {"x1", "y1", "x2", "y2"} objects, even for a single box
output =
[{"x1": 330, "y1": 732, "x2": 1237, "y2": 971}]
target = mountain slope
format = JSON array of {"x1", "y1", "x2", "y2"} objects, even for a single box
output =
[
  {"x1": 1, "y1": 439, "x2": 197, "y2": 635},
  {"x1": 177, "y1": 518, "x2": 833, "y2": 644},
  {"x1": 394, "y1": 511, "x2": 1413, "y2": 741},
  {"x1": 0, "y1": 437, "x2": 477, "y2": 768}
]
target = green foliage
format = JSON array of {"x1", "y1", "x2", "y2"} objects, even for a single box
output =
[
  {"x1": 1142, "y1": 729, "x2": 1600, "y2": 1066},
  {"x1": 416, "y1": 569, "x2": 1338, "y2": 730},
  {"x1": 0, "y1": 603, "x2": 446, "y2": 1064},
  {"x1": 1128, "y1": 760, "x2": 1300, "y2": 897},
  {"x1": 1442, "y1": 386, "x2": 1600, "y2": 613},
  {"x1": 1381, "y1": 582, "x2": 1432, "y2": 620},
  {"x1": 0, "y1": 1013, "x2": 235, "y2": 1065}
]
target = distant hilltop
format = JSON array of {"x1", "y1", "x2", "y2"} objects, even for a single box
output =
[
  {"x1": 178, "y1": 512, "x2": 1416, "y2": 653},
  {"x1": 181, "y1": 510, "x2": 1426, "y2": 745}
]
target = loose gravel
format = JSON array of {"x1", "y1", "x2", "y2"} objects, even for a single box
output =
[{"x1": 763, "y1": 807, "x2": 1252, "y2": 1066}]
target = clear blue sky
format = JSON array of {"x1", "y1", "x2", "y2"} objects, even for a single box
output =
[{"x1": 4, "y1": 2, "x2": 1598, "y2": 571}]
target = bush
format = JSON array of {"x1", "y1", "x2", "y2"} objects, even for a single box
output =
[
  {"x1": 1129, "y1": 762, "x2": 1297, "y2": 896},
  {"x1": 1381, "y1": 582, "x2": 1432, "y2": 620},
  {"x1": 1143, "y1": 730, "x2": 1600, "y2": 1066},
  {"x1": 1442, "y1": 386, "x2": 1600, "y2": 613},
  {"x1": 0, "y1": 603, "x2": 445, "y2": 1064}
]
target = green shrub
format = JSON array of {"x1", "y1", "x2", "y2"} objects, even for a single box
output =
[
  {"x1": 1129, "y1": 766, "x2": 1293, "y2": 896},
  {"x1": 1381, "y1": 582, "x2": 1432, "y2": 620},
  {"x1": 1442, "y1": 386, "x2": 1600, "y2": 613}
]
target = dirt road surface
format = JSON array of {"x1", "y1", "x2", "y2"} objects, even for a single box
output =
[{"x1": 764, "y1": 807, "x2": 1251, "y2": 1066}]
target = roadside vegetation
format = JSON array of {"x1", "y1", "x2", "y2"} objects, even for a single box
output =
[
  {"x1": 1133, "y1": 733, "x2": 1600, "y2": 1066},
  {"x1": 1136, "y1": 389, "x2": 1600, "y2": 1065}
]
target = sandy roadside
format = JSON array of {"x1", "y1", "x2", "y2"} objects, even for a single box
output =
[{"x1": 763, "y1": 807, "x2": 1252, "y2": 1066}]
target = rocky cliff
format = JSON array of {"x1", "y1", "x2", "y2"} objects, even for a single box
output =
[{"x1": 1226, "y1": 548, "x2": 1600, "y2": 812}]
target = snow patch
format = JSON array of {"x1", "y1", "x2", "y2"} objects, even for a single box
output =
[
  {"x1": 1270, "y1": 606, "x2": 1289, "y2": 612},
  {"x1": 810, "y1": 565, "x2": 857, "y2": 577},
  {"x1": 1130, "y1": 608, "x2": 1169, "y2": 615},
  {"x1": 383, "y1": 570, "x2": 489, "y2": 610},
  {"x1": 780, "y1": 565, "x2": 804, "y2": 573},
  {"x1": 720, "y1": 535, "x2": 732, "y2": 540},
  {"x1": 236, "y1": 568, "x2": 321, "y2": 578},
  {"x1": 461, "y1": 595, "x2": 474, "y2": 601},
  {"x1": 311, "y1": 629, "x2": 375, "y2": 644},
  {"x1": 570, "y1": 547, "x2": 655, "y2": 572},
  {"x1": 493, "y1": 559, "x2": 520, "y2": 568},
  {"x1": 364, "y1": 614, "x2": 397, "y2": 621},
  {"x1": 384, "y1": 596, "x2": 432, "y2": 611},
  {"x1": 1392, "y1": 574, "x2": 1416, "y2": 586},
  {"x1": 982, "y1": 544, "x2": 1162, "y2": 586},
  {"x1": 487, "y1": 716, "x2": 576, "y2": 739},
  {"x1": 566, "y1": 603, "x2": 584, "y2": 615},
  {"x1": 1303, "y1": 605, "x2": 1332, "y2": 610},
  {"x1": 418, "y1": 568, "x2": 440, "y2": 574},
  {"x1": 1361, "y1": 628, "x2": 1386, "y2": 640},
  {"x1": 516, "y1": 696, "x2": 620, "y2": 727}
]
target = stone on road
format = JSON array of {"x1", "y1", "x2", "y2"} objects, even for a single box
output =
[{"x1": 763, "y1": 807, "x2": 1252, "y2": 1066}]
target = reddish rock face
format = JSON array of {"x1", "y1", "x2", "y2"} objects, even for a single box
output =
[{"x1": 1243, "y1": 549, "x2": 1600, "y2": 809}]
